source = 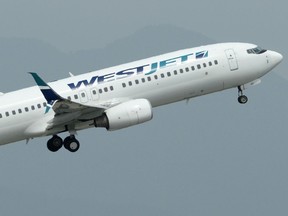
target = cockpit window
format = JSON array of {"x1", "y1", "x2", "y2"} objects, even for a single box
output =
[{"x1": 247, "y1": 46, "x2": 267, "y2": 54}]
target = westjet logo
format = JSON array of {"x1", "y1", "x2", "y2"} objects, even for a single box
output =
[{"x1": 67, "y1": 51, "x2": 208, "y2": 90}]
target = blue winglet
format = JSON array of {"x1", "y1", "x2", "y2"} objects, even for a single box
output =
[{"x1": 29, "y1": 72, "x2": 62, "y2": 113}]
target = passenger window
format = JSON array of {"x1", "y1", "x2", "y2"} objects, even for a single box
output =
[
  {"x1": 81, "y1": 92, "x2": 85, "y2": 97},
  {"x1": 167, "y1": 72, "x2": 171, "y2": 77},
  {"x1": 0, "y1": 114, "x2": 2, "y2": 118},
  {"x1": 141, "y1": 78, "x2": 146, "y2": 83},
  {"x1": 31, "y1": 105, "x2": 35, "y2": 110},
  {"x1": 5, "y1": 112, "x2": 9, "y2": 117},
  {"x1": 180, "y1": 69, "x2": 184, "y2": 73},
  {"x1": 197, "y1": 64, "x2": 201, "y2": 69},
  {"x1": 209, "y1": 62, "x2": 212, "y2": 66},
  {"x1": 174, "y1": 70, "x2": 178, "y2": 75},
  {"x1": 110, "y1": 86, "x2": 114, "y2": 91},
  {"x1": 104, "y1": 87, "x2": 108, "y2": 92},
  {"x1": 135, "y1": 80, "x2": 139, "y2": 84},
  {"x1": 154, "y1": 75, "x2": 158, "y2": 80},
  {"x1": 191, "y1": 66, "x2": 195, "y2": 71},
  {"x1": 122, "y1": 83, "x2": 126, "y2": 88},
  {"x1": 161, "y1": 74, "x2": 165, "y2": 78},
  {"x1": 67, "y1": 96, "x2": 72, "y2": 100},
  {"x1": 99, "y1": 89, "x2": 103, "y2": 94},
  {"x1": 214, "y1": 60, "x2": 218, "y2": 65},
  {"x1": 203, "y1": 63, "x2": 207, "y2": 68},
  {"x1": 25, "y1": 107, "x2": 29, "y2": 112},
  {"x1": 147, "y1": 77, "x2": 152, "y2": 81},
  {"x1": 185, "y1": 67, "x2": 189, "y2": 72},
  {"x1": 74, "y1": 94, "x2": 78, "y2": 100},
  {"x1": 18, "y1": 109, "x2": 22, "y2": 114},
  {"x1": 43, "y1": 102, "x2": 47, "y2": 107},
  {"x1": 12, "y1": 110, "x2": 16, "y2": 115}
]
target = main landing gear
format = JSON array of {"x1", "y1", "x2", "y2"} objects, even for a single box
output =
[
  {"x1": 47, "y1": 135, "x2": 80, "y2": 152},
  {"x1": 237, "y1": 86, "x2": 248, "y2": 104}
]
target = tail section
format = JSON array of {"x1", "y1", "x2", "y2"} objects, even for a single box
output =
[{"x1": 29, "y1": 72, "x2": 63, "y2": 113}]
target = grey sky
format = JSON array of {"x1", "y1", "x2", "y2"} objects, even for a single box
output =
[
  {"x1": 0, "y1": 1, "x2": 287, "y2": 216},
  {"x1": 0, "y1": 0, "x2": 285, "y2": 51}
]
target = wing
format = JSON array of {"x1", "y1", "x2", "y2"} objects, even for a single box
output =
[{"x1": 29, "y1": 72, "x2": 107, "y2": 130}]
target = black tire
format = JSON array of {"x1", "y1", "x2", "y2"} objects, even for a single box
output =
[
  {"x1": 238, "y1": 95, "x2": 248, "y2": 104},
  {"x1": 47, "y1": 136, "x2": 63, "y2": 152},
  {"x1": 64, "y1": 136, "x2": 80, "y2": 152}
]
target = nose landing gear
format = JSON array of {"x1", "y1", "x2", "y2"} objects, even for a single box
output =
[{"x1": 237, "y1": 86, "x2": 248, "y2": 104}]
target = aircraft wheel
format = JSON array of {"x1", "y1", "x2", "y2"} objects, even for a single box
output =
[
  {"x1": 47, "y1": 135, "x2": 63, "y2": 152},
  {"x1": 64, "y1": 136, "x2": 80, "y2": 152},
  {"x1": 238, "y1": 95, "x2": 248, "y2": 104}
]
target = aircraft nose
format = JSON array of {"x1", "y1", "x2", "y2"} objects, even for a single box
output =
[{"x1": 270, "y1": 51, "x2": 283, "y2": 65}]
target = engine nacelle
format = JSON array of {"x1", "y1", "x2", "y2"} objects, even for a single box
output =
[{"x1": 94, "y1": 99, "x2": 153, "y2": 131}]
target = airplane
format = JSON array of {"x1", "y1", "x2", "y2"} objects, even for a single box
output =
[{"x1": 0, "y1": 43, "x2": 283, "y2": 152}]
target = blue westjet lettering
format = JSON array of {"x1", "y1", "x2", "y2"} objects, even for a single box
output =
[{"x1": 67, "y1": 51, "x2": 208, "y2": 90}]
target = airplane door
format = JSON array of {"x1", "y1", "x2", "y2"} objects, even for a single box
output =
[
  {"x1": 225, "y1": 49, "x2": 239, "y2": 71},
  {"x1": 79, "y1": 90, "x2": 88, "y2": 103}
]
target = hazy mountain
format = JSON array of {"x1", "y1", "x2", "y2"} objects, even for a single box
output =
[
  {"x1": 0, "y1": 25, "x2": 214, "y2": 91},
  {"x1": 70, "y1": 25, "x2": 215, "y2": 71}
]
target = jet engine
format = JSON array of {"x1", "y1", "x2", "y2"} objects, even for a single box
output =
[{"x1": 94, "y1": 99, "x2": 153, "y2": 131}]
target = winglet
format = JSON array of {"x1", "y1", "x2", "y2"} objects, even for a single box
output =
[{"x1": 29, "y1": 72, "x2": 63, "y2": 113}]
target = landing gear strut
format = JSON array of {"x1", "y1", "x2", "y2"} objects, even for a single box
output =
[
  {"x1": 237, "y1": 86, "x2": 248, "y2": 104},
  {"x1": 46, "y1": 134, "x2": 80, "y2": 152}
]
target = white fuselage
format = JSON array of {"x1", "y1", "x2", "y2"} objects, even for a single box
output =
[{"x1": 0, "y1": 43, "x2": 283, "y2": 146}]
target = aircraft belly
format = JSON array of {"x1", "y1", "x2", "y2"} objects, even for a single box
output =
[{"x1": 0, "y1": 124, "x2": 29, "y2": 145}]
